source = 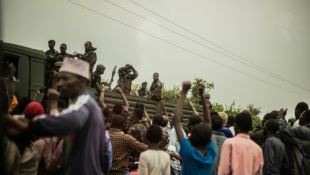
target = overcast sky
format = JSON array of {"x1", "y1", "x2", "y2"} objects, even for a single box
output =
[{"x1": 1, "y1": 0, "x2": 310, "y2": 118}]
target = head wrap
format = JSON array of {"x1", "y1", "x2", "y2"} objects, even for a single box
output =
[
  {"x1": 96, "y1": 64, "x2": 106, "y2": 71},
  {"x1": 135, "y1": 102, "x2": 145, "y2": 110},
  {"x1": 218, "y1": 112, "x2": 228, "y2": 126},
  {"x1": 24, "y1": 102, "x2": 44, "y2": 121},
  {"x1": 162, "y1": 115, "x2": 169, "y2": 126},
  {"x1": 59, "y1": 57, "x2": 90, "y2": 79},
  {"x1": 48, "y1": 40, "x2": 56, "y2": 44}
]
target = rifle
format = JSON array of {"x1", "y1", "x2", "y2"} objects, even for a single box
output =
[{"x1": 108, "y1": 66, "x2": 117, "y2": 90}]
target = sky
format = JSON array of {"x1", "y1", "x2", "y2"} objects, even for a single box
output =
[{"x1": 1, "y1": 0, "x2": 310, "y2": 118}]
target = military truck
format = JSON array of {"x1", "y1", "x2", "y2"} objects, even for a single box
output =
[{"x1": 0, "y1": 41, "x2": 207, "y2": 131}]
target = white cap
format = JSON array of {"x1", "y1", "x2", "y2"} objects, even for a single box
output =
[{"x1": 59, "y1": 57, "x2": 89, "y2": 79}]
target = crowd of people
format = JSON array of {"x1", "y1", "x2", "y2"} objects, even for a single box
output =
[{"x1": 0, "y1": 40, "x2": 309, "y2": 175}]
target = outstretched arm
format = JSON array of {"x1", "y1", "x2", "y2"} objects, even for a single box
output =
[
  {"x1": 198, "y1": 84, "x2": 211, "y2": 126},
  {"x1": 187, "y1": 99, "x2": 199, "y2": 115},
  {"x1": 174, "y1": 82, "x2": 191, "y2": 143},
  {"x1": 131, "y1": 67, "x2": 138, "y2": 80},
  {"x1": 115, "y1": 87, "x2": 129, "y2": 111},
  {"x1": 161, "y1": 100, "x2": 168, "y2": 117},
  {"x1": 33, "y1": 86, "x2": 46, "y2": 102},
  {"x1": 144, "y1": 108, "x2": 152, "y2": 125},
  {"x1": 99, "y1": 88, "x2": 109, "y2": 110}
]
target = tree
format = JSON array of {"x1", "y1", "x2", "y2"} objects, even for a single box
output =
[
  {"x1": 162, "y1": 83, "x2": 181, "y2": 103},
  {"x1": 189, "y1": 78, "x2": 214, "y2": 106}
]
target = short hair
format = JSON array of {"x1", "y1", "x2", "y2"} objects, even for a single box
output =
[
  {"x1": 111, "y1": 115, "x2": 125, "y2": 128},
  {"x1": 153, "y1": 114, "x2": 163, "y2": 126},
  {"x1": 265, "y1": 119, "x2": 279, "y2": 134},
  {"x1": 211, "y1": 115, "x2": 222, "y2": 131},
  {"x1": 264, "y1": 113, "x2": 277, "y2": 120},
  {"x1": 16, "y1": 98, "x2": 26, "y2": 113},
  {"x1": 60, "y1": 43, "x2": 67, "y2": 48},
  {"x1": 21, "y1": 97, "x2": 32, "y2": 107},
  {"x1": 105, "y1": 114, "x2": 114, "y2": 124},
  {"x1": 135, "y1": 102, "x2": 145, "y2": 111},
  {"x1": 133, "y1": 108, "x2": 143, "y2": 120},
  {"x1": 270, "y1": 110, "x2": 278, "y2": 116},
  {"x1": 189, "y1": 124, "x2": 212, "y2": 147},
  {"x1": 188, "y1": 114, "x2": 202, "y2": 127},
  {"x1": 303, "y1": 110, "x2": 310, "y2": 123},
  {"x1": 227, "y1": 115, "x2": 235, "y2": 126},
  {"x1": 162, "y1": 115, "x2": 169, "y2": 127},
  {"x1": 154, "y1": 72, "x2": 159, "y2": 76},
  {"x1": 296, "y1": 102, "x2": 309, "y2": 112},
  {"x1": 210, "y1": 111, "x2": 219, "y2": 116},
  {"x1": 235, "y1": 113, "x2": 252, "y2": 132},
  {"x1": 48, "y1": 40, "x2": 55, "y2": 44},
  {"x1": 113, "y1": 104, "x2": 123, "y2": 115},
  {"x1": 146, "y1": 125, "x2": 162, "y2": 144}
]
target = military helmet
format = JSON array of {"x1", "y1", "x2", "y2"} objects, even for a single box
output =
[
  {"x1": 199, "y1": 93, "x2": 210, "y2": 99},
  {"x1": 96, "y1": 64, "x2": 106, "y2": 71}
]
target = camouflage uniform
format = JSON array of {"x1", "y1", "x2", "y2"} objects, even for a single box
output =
[
  {"x1": 150, "y1": 79, "x2": 163, "y2": 101},
  {"x1": 116, "y1": 67, "x2": 138, "y2": 94},
  {"x1": 138, "y1": 88, "x2": 148, "y2": 97},
  {"x1": 53, "y1": 52, "x2": 73, "y2": 62},
  {"x1": 45, "y1": 49, "x2": 59, "y2": 70},
  {"x1": 79, "y1": 50, "x2": 97, "y2": 74}
]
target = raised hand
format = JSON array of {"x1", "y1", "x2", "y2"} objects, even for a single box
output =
[
  {"x1": 198, "y1": 83, "x2": 205, "y2": 95},
  {"x1": 38, "y1": 86, "x2": 46, "y2": 93},
  {"x1": 182, "y1": 81, "x2": 191, "y2": 92},
  {"x1": 115, "y1": 87, "x2": 123, "y2": 94},
  {"x1": 47, "y1": 89, "x2": 60, "y2": 101}
]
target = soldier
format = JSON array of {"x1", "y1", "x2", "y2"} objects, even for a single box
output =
[
  {"x1": 76, "y1": 41, "x2": 97, "y2": 74},
  {"x1": 148, "y1": 72, "x2": 162, "y2": 101},
  {"x1": 135, "y1": 81, "x2": 149, "y2": 97},
  {"x1": 199, "y1": 93, "x2": 212, "y2": 109},
  {"x1": 91, "y1": 64, "x2": 108, "y2": 91},
  {"x1": 45, "y1": 40, "x2": 59, "y2": 59},
  {"x1": 53, "y1": 44, "x2": 73, "y2": 62},
  {"x1": 45, "y1": 40, "x2": 59, "y2": 87},
  {"x1": 116, "y1": 64, "x2": 138, "y2": 94}
]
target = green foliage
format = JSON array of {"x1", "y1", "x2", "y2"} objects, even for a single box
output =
[
  {"x1": 162, "y1": 83, "x2": 181, "y2": 103},
  {"x1": 188, "y1": 78, "x2": 214, "y2": 106},
  {"x1": 213, "y1": 101, "x2": 262, "y2": 128}
]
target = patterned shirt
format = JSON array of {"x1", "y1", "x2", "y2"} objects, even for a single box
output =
[
  {"x1": 150, "y1": 79, "x2": 162, "y2": 101},
  {"x1": 108, "y1": 128, "x2": 147, "y2": 175},
  {"x1": 126, "y1": 121, "x2": 147, "y2": 144},
  {"x1": 79, "y1": 50, "x2": 97, "y2": 73}
]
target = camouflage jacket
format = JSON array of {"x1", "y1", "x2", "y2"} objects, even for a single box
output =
[
  {"x1": 138, "y1": 88, "x2": 149, "y2": 97},
  {"x1": 79, "y1": 50, "x2": 97, "y2": 73},
  {"x1": 125, "y1": 121, "x2": 146, "y2": 144},
  {"x1": 45, "y1": 49, "x2": 59, "y2": 71},
  {"x1": 53, "y1": 52, "x2": 73, "y2": 62},
  {"x1": 116, "y1": 68, "x2": 138, "y2": 94},
  {"x1": 45, "y1": 49, "x2": 59, "y2": 58},
  {"x1": 150, "y1": 79, "x2": 163, "y2": 101}
]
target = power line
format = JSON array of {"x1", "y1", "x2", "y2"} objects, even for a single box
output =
[
  {"x1": 127, "y1": 0, "x2": 310, "y2": 93},
  {"x1": 67, "y1": 0, "x2": 310, "y2": 99}
]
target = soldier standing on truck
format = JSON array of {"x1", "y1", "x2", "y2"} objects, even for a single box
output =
[
  {"x1": 76, "y1": 41, "x2": 97, "y2": 74},
  {"x1": 45, "y1": 40, "x2": 59, "y2": 72},
  {"x1": 148, "y1": 72, "x2": 162, "y2": 101},
  {"x1": 53, "y1": 43, "x2": 73, "y2": 62},
  {"x1": 115, "y1": 64, "x2": 138, "y2": 94},
  {"x1": 91, "y1": 64, "x2": 108, "y2": 92}
]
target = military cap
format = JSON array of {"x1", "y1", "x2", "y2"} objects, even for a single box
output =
[
  {"x1": 54, "y1": 61, "x2": 63, "y2": 67},
  {"x1": 199, "y1": 93, "x2": 210, "y2": 99},
  {"x1": 48, "y1": 40, "x2": 56, "y2": 44},
  {"x1": 141, "y1": 81, "x2": 147, "y2": 85},
  {"x1": 96, "y1": 64, "x2": 106, "y2": 71}
]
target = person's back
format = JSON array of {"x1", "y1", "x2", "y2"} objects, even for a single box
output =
[
  {"x1": 218, "y1": 113, "x2": 263, "y2": 175},
  {"x1": 138, "y1": 125, "x2": 170, "y2": 175}
]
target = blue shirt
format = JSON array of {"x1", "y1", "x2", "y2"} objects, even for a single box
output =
[
  {"x1": 180, "y1": 137, "x2": 217, "y2": 175},
  {"x1": 219, "y1": 127, "x2": 233, "y2": 138}
]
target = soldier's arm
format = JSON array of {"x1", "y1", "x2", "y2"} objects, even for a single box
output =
[
  {"x1": 89, "y1": 53, "x2": 97, "y2": 64},
  {"x1": 187, "y1": 99, "x2": 199, "y2": 116},
  {"x1": 198, "y1": 84, "x2": 211, "y2": 126},
  {"x1": 161, "y1": 100, "x2": 168, "y2": 117},
  {"x1": 99, "y1": 88, "x2": 109, "y2": 110},
  {"x1": 131, "y1": 67, "x2": 138, "y2": 80}
]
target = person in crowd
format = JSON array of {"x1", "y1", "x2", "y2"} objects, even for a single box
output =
[
  {"x1": 160, "y1": 100, "x2": 172, "y2": 131},
  {"x1": 108, "y1": 115, "x2": 148, "y2": 175},
  {"x1": 23, "y1": 102, "x2": 44, "y2": 121},
  {"x1": 105, "y1": 114, "x2": 114, "y2": 131},
  {"x1": 210, "y1": 111, "x2": 219, "y2": 116},
  {"x1": 218, "y1": 112, "x2": 233, "y2": 138},
  {"x1": 218, "y1": 112, "x2": 264, "y2": 175},
  {"x1": 162, "y1": 115, "x2": 171, "y2": 134},
  {"x1": 249, "y1": 113, "x2": 277, "y2": 146},
  {"x1": 76, "y1": 41, "x2": 97, "y2": 74},
  {"x1": 21, "y1": 97, "x2": 32, "y2": 107},
  {"x1": 138, "y1": 125, "x2": 170, "y2": 175},
  {"x1": 291, "y1": 102, "x2": 308, "y2": 127},
  {"x1": 116, "y1": 64, "x2": 139, "y2": 94},
  {"x1": 262, "y1": 119, "x2": 288, "y2": 175},
  {"x1": 53, "y1": 43, "x2": 73, "y2": 62},
  {"x1": 276, "y1": 108, "x2": 310, "y2": 174},
  {"x1": 10, "y1": 98, "x2": 26, "y2": 119},
  {"x1": 100, "y1": 87, "x2": 129, "y2": 122},
  {"x1": 135, "y1": 102, "x2": 151, "y2": 127},
  {"x1": 126, "y1": 108, "x2": 147, "y2": 143},
  {"x1": 225, "y1": 115, "x2": 235, "y2": 136},
  {"x1": 186, "y1": 114, "x2": 202, "y2": 138},
  {"x1": 174, "y1": 82, "x2": 216, "y2": 175},
  {"x1": 135, "y1": 81, "x2": 149, "y2": 97},
  {"x1": 32, "y1": 86, "x2": 46, "y2": 102},
  {"x1": 211, "y1": 115, "x2": 227, "y2": 175},
  {"x1": 167, "y1": 118, "x2": 185, "y2": 175},
  {"x1": 148, "y1": 72, "x2": 162, "y2": 101},
  {"x1": 2, "y1": 64, "x2": 18, "y2": 114},
  {"x1": 92, "y1": 64, "x2": 108, "y2": 91},
  {"x1": 5, "y1": 58, "x2": 111, "y2": 175},
  {"x1": 152, "y1": 114, "x2": 169, "y2": 150},
  {"x1": 1, "y1": 88, "x2": 20, "y2": 175}
]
